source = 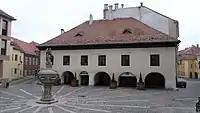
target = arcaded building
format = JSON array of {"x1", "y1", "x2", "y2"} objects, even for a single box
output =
[{"x1": 38, "y1": 16, "x2": 180, "y2": 89}]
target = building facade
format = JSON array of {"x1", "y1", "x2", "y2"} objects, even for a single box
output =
[
  {"x1": 0, "y1": 9, "x2": 16, "y2": 79},
  {"x1": 9, "y1": 41, "x2": 24, "y2": 80},
  {"x1": 13, "y1": 39, "x2": 40, "y2": 76},
  {"x1": 38, "y1": 17, "x2": 180, "y2": 89},
  {"x1": 103, "y1": 3, "x2": 179, "y2": 39},
  {"x1": 178, "y1": 45, "x2": 200, "y2": 79}
]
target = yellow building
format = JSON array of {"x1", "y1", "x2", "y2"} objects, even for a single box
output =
[
  {"x1": 178, "y1": 45, "x2": 200, "y2": 79},
  {"x1": 9, "y1": 40, "x2": 24, "y2": 80}
]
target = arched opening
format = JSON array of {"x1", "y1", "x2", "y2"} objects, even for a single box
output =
[
  {"x1": 118, "y1": 72, "x2": 137, "y2": 87},
  {"x1": 145, "y1": 72, "x2": 165, "y2": 89},
  {"x1": 195, "y1": 72, "x2": 198, "y2": 79},
  {"x1": 94, "y1": 72, "x2": 110, "y2": 86},
  {"x1": 80, "y1": 71, "x2": 89, "y2": 86},
  {"x1": 190, "y1": 72, "x2": 192, "y2": 78},
  {"x1": 62, "y1": 71, "x2": 74, "y2": 85}
]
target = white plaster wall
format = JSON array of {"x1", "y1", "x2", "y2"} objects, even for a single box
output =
[
  {"x1": 105, "y1": 7, "x2": 176, "y2": 38},
  {"x1": 40, "y1": 47, "x2": 177, "y2": 89}
]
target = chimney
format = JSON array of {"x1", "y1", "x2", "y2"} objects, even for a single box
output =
[
  {"x1": 121, "y1": 4, "x2": 124, "y2": 8},
  {"x1": 103, "y1": 4, "x2": 109, "y2": 19},
  {"x1": 108, "y1": 5, "x2": 113, "y2": 20},
  {"x1": 61, "y1": 29, "x2": 64, "y2": 34},
  {"x1": 104, "y1": 4, "x2": 109, "y2": 10},
  {"x1": 109, "y1": 5, "x2": 113, "y2": 11},
  {"x1": 89, "y1": 14, "x2": 93, "y2": 25},
  {"x1": 140, "y1": 2, "x2": 143, "y2": 6},
  {"x1": 197, "y1": 44, "x2": 199, "y2": 48},
  {"x1": 114, "y1": 3, "x2": 119, "y2": 10}
]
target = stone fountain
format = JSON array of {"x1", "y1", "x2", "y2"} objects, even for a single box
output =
[{"x1": 36, "y1": 48, "x2": 59, "y2": 104}]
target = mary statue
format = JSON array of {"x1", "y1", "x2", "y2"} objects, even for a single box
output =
[{"x1": 46, "y1": 48, "x2": 53, "y2": 68}]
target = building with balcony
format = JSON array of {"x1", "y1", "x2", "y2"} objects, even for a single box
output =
[{"x1": 38, "y1": 16, "x2": 180, "y2": 89}]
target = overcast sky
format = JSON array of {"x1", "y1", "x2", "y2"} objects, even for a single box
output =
[{"x1": 0, "y1": 0, "x2": 199, "y2": 50}]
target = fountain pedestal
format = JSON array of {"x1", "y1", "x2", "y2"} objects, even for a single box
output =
[{"x1": 36, "y1": 69, "x2": 59, "y2": 104}]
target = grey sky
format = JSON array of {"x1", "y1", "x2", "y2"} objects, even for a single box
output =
[{"x1": 0, "y1": 0, "x2": 199, "y2": 50}]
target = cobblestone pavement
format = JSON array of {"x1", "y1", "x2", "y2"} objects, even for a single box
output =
[{"x1": 0, "y1": 80, "x2": 199, "y2": 113}]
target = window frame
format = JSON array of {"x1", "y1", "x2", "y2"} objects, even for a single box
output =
[
  {"x1": 15, "y1": 54, "x2": 18, "y2": 61},
  {"x1": 1, "y1": 39, "x2": 7, "y2": 55},
  {"x1": 14, "y1": 68, "x2": 17, "y2": 74},
  {"x1": 2, "y1": 20, "x2": 8, "y2": 36},
  {"x1": 81, "y1": 55, "x2": 88, "y2": 66},
  {"x1": 150, "y1": 54, "x2": 160, "y2": 66},
  {"x1": 63, "y1": 55, "x2": 70, "y2": 66},
  {"x1": 29, "y1": 57, "x2": 31, "y2": 65},
  {"x1": 98, "y1": 55, "x2": 106, "y2": 66},
  {"x1": 121, "y1": 55, "x2": 130, "y2": 66}
]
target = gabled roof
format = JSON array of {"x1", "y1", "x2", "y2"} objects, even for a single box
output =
[
  {"x1": 0, "y1": 9, "x2": 16, "y2": 20},
  {"x1": 12, "y1": 38, "x2": 39, "y2": 55},
  {"x1": 178, "y1": 46, "x2": 200, "y2": 60},
  {"x1": 39, "y1": 18, "x2": 179, "y2": 48}
]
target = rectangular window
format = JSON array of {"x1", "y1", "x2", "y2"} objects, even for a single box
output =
[
  {"x1": 51, "y1": 56, "x2": 54, "y2": 65},
  {"x1": 35, "y1": 58, "x2": 38, "y2": 65},
  {"x1": 32, "y1": 58, "x2": 35, "y2": 65},
  {"x1": 63, "y1": 56, "x2": 70, "y2": 65},
  {"x1": 20, "y1": 70, "x2": 22, "y2": 75},
  {"x1": 12, "y1": 54, "x2": 14, "y2": 61},
  {"x1": 81, "y1": 55, "x2": 88, "y2": 66},
  {"x1": 14, "y1": 68, "x2": 17, "y2": 74},
  {"x1": 15, "y1": 55, "x2": 18, "y2": 61},
  {"x1": 25, "y1": 57, "x2": 28, "y2": 65},
  {"x1": 150, "y1": 54, "x2": 160, "y2": 66},
  {"x1": 29, "y1": 57, "x2": 31, "y2": 65},
  {"x1": 98, "y1": 55, "x2": 106, "y2": 66},
  {"x1": 1, "y1": 39, "x2": 7, "y2": 55},
  {"x1": 121, "y1": 55, "x2": 130, "y2": 66},
  {"x1": 2, "y1": 20, "x2": 8, "y2": 36},
  {"x1": 191, "y1": 64, "x2": 193, "y2": 68},
  {"x1": 19, "y1": 56, "x2": 21, "y2": 62}
]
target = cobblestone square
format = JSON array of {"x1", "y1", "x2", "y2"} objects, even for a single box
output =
[{"x1": 0, "y1": 79, "x2": 199, "y2": 113}]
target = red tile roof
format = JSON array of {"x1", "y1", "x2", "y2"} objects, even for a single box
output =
[
  {"x1": 12, "y1": 38, "x2": 39, "y2": 55},
  {"x1": 178, "y1": 46, "x2": 200, "y2": 60},
  {"x1": 39, "y1": 18, "x2": 179, "y2": 47}
]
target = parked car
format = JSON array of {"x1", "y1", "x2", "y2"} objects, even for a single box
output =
[{"x1": 177, "y1": 78, "x2": 187, "y2": 88}]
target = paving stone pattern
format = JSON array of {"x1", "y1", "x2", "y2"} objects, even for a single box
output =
[{"x1": 0, "y1": 80, "x2": 199, "y2": 113}]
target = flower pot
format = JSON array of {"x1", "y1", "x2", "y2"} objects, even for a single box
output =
[
  {"x1": 110, "y1": 81, "x2": 117, "y2": 89},
  {"x1": 137, "y1": 82, "x2": 145, "y2": 90},
  {"x1": 71, "y1": 80, "x2": 79, "y2": 87}
]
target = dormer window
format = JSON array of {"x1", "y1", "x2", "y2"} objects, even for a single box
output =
[
  {"x1": 122, "y1": 28, "x2": 132, "y2": 34},
  {"x1": 75, "y1": 31, "x2": 84, "y2": 37}
]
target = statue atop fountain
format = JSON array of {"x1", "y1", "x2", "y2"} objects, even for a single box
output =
[{"x1": 36, "y1": 48, "x2": 59, "y2": 104}]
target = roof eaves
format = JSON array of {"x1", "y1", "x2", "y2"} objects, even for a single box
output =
[{"x1": 0, "y1": 10, "x2": 16, "y2": 20}]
